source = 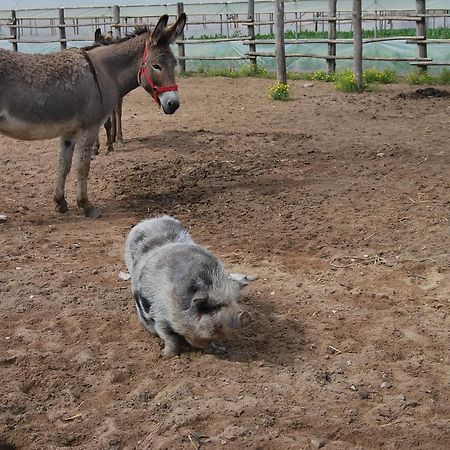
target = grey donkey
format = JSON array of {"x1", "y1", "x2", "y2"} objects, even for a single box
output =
[
  {"x1": 125, "y1": 216, "x2": 255, "y2": 357},
  {"x1": 0, "y1": 14, "x2": 186, "y2": 218}
]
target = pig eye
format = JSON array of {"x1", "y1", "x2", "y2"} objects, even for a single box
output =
[{"x1": 197, "y1": 302, "x2": 222, "y2": 315}]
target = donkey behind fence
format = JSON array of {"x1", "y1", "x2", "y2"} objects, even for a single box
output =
[
  {"x1": 0, "y1": 14, "x2": 186, "y2": 218},
  {"x1": 92, "y1": 28, "x2": 123, "y2": 156}
]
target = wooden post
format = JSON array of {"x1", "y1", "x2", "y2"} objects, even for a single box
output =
[
  {"x1": 58, "y1": 8, "x2": 67, "y2": 50},
  {"x1": 416, "y1": 0, "x2": 427, "y2": 72},
  {"x1": 10, "y1": 10, "x2": 18, "y2": 52},
  {"x1": 352, "y1": 0, "x2": 363, "y2": 90},
  {"x1": 177, "y1": 3, "x2": 186, "y2": 73},
  {"x1": 327, "y1": 0, "x2": 337, "y2": 74},
  {"x1": 275, "y1": 0, "x2": 287, "y2": 84},
  {"x1": 113, "y1": 5, "x2": 121, "y2": 39},
  {"x1": 247, "y1": 0, "x2": 257, "y2": 70}
]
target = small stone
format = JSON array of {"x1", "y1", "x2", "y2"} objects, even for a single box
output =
[
  {"x1": 0, "y1": 214, "x2": 7, "y2": 223},
  {"x1": 303, "y1": 82, "x2": 314, "y2": 88},
  {"x1": 118, "y1": 271, "x2": 131, "y2": 281},
  {"x1": 311, "y1": 438, "x2": 327, "y2": 448}
]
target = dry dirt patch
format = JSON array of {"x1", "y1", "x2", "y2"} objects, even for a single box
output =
[{"x1": 0, "y1": 78, "x2": 449, "y2": 449}]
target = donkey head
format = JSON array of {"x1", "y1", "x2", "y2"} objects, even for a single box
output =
[
  {"x1": 94, "y1": 28, "x2": 114, "y2": 45},
  {"x1": 140, "y1": 14, "x2": 186, "y2": 114}
]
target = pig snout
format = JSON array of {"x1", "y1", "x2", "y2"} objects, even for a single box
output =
[{"x1": 237, "y1": 310, "x2": 252, "y2": 328}]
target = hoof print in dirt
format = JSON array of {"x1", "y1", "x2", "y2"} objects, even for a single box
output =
[{"x1": 125, "y1": 215, "x2": 255, "y2": 357}]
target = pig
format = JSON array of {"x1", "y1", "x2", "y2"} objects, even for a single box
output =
[{"x1": 124, "y1": 215, "x2": 255, "y2": 357}]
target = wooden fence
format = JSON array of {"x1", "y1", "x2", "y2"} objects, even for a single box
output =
[{"x1": 1, "y1": 0, "x2": 450, "y2": 80}]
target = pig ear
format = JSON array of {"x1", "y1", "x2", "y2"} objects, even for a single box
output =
[{"x1": 229, "y1": 273, "x2": 258, "y2": 289}]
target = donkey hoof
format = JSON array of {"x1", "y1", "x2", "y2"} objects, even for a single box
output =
[
  {"x1": 55, "y1": 199, "x2": 69, "y2": 213},
  {"x1": 84, "y1": 206, "x2": 101, "y2": 218}
]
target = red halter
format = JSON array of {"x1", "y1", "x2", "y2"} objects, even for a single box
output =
[{"x1": 138, "y1": 45, "x2": 178, "y2": 107}]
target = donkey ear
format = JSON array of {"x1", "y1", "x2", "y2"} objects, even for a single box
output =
[
  {"x1": 164, "y1": 13, "x2": 187, "y2": 44},
  {"x1": 151, "y1": 14, "x2": 169, "y2": 44},
  {"x1": 94, "y1": 28, "x2": 102, "y2": 42}
]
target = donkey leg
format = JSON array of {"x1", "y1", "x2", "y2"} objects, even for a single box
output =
[
  {"x1": 74, "y1": 130, "x2": 101, "y2": 218},
  {"x1": 110, "y1": 109, "x2": 117, "y2": 145},
  {"x1": 104, "y1": 116, "x2": 114, "y2": 154},
  {"x1": 116, "y1": 98, "x2": 123, "y2": 144},
  {"x1": 53, "y1": 137, "x2": 75, "y2": 213},
  {"x1": 92, "y1": 134, "x2": 100, "y2": 156}
]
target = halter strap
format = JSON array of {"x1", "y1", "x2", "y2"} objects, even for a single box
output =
[{"x1": 137, "y1": 45, "x2": 178, "y2": 107}]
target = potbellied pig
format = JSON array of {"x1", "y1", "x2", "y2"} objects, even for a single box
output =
[{"x1": 125, "y1": 215, "x2": 255, "y2": 356}]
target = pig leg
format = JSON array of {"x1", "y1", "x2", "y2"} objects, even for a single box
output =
[{"x1": 154, "y1": 321, "x2": 182, "y2": 357}]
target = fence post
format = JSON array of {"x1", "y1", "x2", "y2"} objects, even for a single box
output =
[
  {"x1": 275, "y1": 0, "x2": 287, "y2": 83},
  {"x1": 10, "y1": 9, "x2": 18, "y2": 52},
  {"x1": 113, "y1": 5, "x2": 121, "y2": 39},
  {"x1": 327, "y1": 0, "x2": 337, "y2": 74},
  {"x1": 58, "y1": 8, "x2": 67, "y2": 50},
  {"x1": 415, "y1": 0, "x2": 427, "y2": 72},
  {"x1": 352, "y1": 0, "x2": 363, "y2": 90},
  {"x1": 177, "y1": 3, "x2": 186, "y2": 73},
  {"x1": 247, "y1": 0, "x2": 257, "y2": 70}
]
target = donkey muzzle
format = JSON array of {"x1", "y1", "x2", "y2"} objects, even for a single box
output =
[{"x1": 159, "y1": 91, "x2": 180, "y2": 115}]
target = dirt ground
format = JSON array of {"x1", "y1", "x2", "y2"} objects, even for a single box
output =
[{"x1": 0, "y1": 77, "x2": 449, "y2": 450}]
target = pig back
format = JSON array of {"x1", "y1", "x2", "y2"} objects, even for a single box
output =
[{"x1": 125, "y1": 216, "x2": 193, "y2": 272}]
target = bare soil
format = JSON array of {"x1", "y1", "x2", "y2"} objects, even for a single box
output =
[{"x1": 0, "y1": 78, "x2": 449, "y2": 450}]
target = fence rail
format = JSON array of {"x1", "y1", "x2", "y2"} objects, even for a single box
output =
[{"x1": 0, "y1": 0, "x2": 449, "y2": 74}]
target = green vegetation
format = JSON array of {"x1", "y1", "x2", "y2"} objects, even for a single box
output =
[
  {"x1": 179, "y1": 64, "x2": 272, "y2": 79},
  {"x1": 439, "y1": 69, "x2": 450, "y2": 84},
  {"x1": 253, "y1": 27, "x2": 450, "y2": 41},
  {"x1": 406, "y1": 70, "x2": 435, "y2": 85},
  {"x1": 186, "y1": 27, "x2": 450, "y2": 42},
  {"x1": 179, "y1": 66, "x2": 449, "y2": 92},
  {"x1": 363, "y1": 68, "x2": 397, "y2": 84},
  {"x1": 268, "y1": 82, "x2": 290, "y2": 101},
  {"x1": 334, "y1": 69, "x2": 367, "y2": 92},
  {"x1": 406, "y1": 69, "x2": 450, "y2": 85}
]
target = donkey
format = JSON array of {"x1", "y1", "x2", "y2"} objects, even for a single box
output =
[
  {"x1": 0, "y1": 14, "x2": 186, "y2": 218},
  {"x1": 92, "y1": 28, "x2": 123, "y2": 155}
]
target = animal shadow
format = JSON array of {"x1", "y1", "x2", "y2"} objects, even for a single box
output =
[{"x1": 212, "y1": 291, "x2": 305, "y2": 366}]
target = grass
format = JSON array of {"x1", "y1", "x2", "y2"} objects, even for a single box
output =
[
  {"x1": 334, "y1": 70, "x2": 367, "y2": 92},
  {"x1": 179, "y1": 64, "x2": 272, "y2": 79},
  {"x1": 252, "y1": 27, "x2": 450, "y2": 41},
  {"x1": 406, "y1": 71, "x2": 436, "y2": 85},
  {"x1": 187, "y1": 27, "x2": 450, "y2": 42},
  {"x1": 438, "y1": 69, "x2": 450, "y2": 84},
  {"x1": 268, "y1": 82, "x2": 290, "y2": 101},
  {"x1": 363, "y1": 68, "x2": 397, "y2": 84}
]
